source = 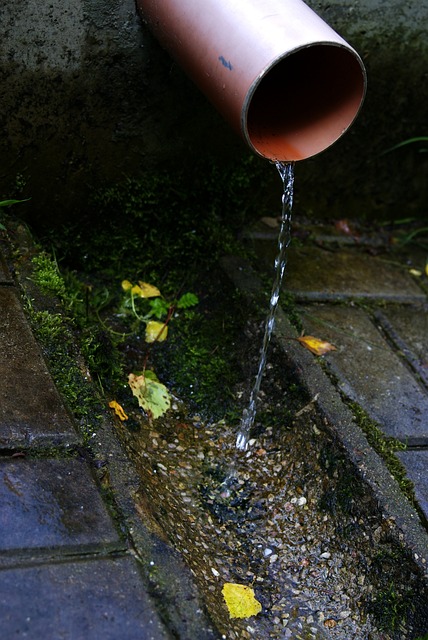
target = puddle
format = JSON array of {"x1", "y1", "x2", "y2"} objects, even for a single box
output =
[{"x1": 114, "y1": 346, "x2": 418, "y2": 640}]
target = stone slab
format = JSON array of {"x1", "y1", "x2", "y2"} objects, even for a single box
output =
[
  {"x1": 300, "y1": 304, "x2": 428, "y2": 445},
  {"x1": 397, "y1": 450, "x2": 428, "y2": 521},
  {"x1": 375, "y1": 305, "x2": 428, "y2": 387},
  {"x1": 0, "y1": 288, "x2": 79, "y2": 448},
  {"x1": 0, "y1": 555, "x2": 168, "y2": 639},
  {"x1": 0, "y1": 459, "x2": 120, "y2": 554},
  {"x1": 253, "y1": 242, "x2": 426, "y2": 302}
]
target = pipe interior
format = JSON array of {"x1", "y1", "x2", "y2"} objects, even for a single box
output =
[{"x1": 246, "y1": 45, "x2": 366, "y2": 161}]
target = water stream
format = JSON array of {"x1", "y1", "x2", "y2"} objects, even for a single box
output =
[{"x1": 236, "y1": 161, "x2": 295, "y2": 450}]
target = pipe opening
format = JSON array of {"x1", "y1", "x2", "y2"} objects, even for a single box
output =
[{"x1": 245, "y1": 44, "x2": 366, "y2": 161}]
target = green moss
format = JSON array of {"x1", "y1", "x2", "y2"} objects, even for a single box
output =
[
  {"x1": 349, "y1": 402, "x2": 416, "y2": 503},
  {"x1": 318, "y1": 443, "x2": 365, "y2": 516},
  {"x1": 28, "y1": 307, "x2": 105, "y2": 443},
  {"x1": 154, "y1": 276, "x2": 250, "y2": 419},
  {"x1": 42, "y1": 156, "x2": 267, "y2": 283},
  {"x1": 368, "y1": 582, "x2": 415, "y2": 634},
  {"x1": 31, "y1": 252, "x2": 65, "y2": 297}
]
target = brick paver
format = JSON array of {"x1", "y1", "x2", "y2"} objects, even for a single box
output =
[
  {"x1": 0, "y1": 556, "x2": 169, "y2": 640},
  {"x1": 0, "y1": 459, "x2": 121, "y2": 555},
  {"x1": 300, "y1": 304, "x2": 428, "y2": 445}
]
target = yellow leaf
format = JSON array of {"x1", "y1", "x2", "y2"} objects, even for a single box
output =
[
  {"x1": 128, "y1": 372, "x2": 171, "y2": 419},
  {"x1": 222, "y1": 583, "x2": 262, "y2": 619},
  {"x1": 409, "y1": 268, "x2": 422, "y2": 277},
  {"x1": 137, "y1": 281, "x2": 161, "y2": 298},
  {"x1": 145, "y1": 320, "x2": 168, "y2": 343},
  {"x1": 121, "y1": 279, "x2": 133, "y2": 292},
  {"x1": 298, "y1": 335, "x2": 337, "y2": 356},
  {"x1": 108, "y1": 400, "x2": 128, "y2": 421}
]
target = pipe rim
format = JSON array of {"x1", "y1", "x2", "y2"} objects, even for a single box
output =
[{"x1": 242, "y1": 42, "x2": 367, "y2": 162}]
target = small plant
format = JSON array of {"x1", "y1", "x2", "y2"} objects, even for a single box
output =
[
  {"x1": 105, "y1": 279, "x2": 198, "y2": 421},
  {"x1": 118, "y1": 279, "x2": 198, "y2": 343}
]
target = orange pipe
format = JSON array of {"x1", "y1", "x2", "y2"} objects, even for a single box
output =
[{"x1": 137, "y1": 0, "x2": 366, "y2": 161}]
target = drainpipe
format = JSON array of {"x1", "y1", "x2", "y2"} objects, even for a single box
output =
[{"x1": 136, "y1": 0, "x2": 366, "y2": 161}]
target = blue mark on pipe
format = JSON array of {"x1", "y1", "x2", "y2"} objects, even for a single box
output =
[{"x1": 218, "y1": 56, "x2": 233, "y2": 70}]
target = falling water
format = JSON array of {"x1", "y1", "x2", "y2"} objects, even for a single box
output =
[{"x1": 236, "y1": 161, "x2": 295, "y2": 450}]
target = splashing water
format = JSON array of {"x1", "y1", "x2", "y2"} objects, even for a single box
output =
[{"x1": 236, "y1": 161, "x2": 295, "y2": 450}]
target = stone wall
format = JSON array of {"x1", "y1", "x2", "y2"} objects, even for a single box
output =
[{"x1": 1, "y1": 0, "x2": 427, "y2": 225}]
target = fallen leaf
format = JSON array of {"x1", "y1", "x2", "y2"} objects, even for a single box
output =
[
  {"x1": 297, "y1": 335, "x2": 337, "y2": 356},
  {"x1": 222, "y1": 583, "x2": 262, "y2": 619},
  {"x1": 108, "y1": 400, "x2": 129, "y2": 421},
  {"x1": 136, "y1": 281, "x2": 161, "y2": 298},
  {"x1": 128, "y1": 372, "x2": 171, "y2": 419},
  {"x1": 324, "y1": 618, "x2": 337, "y2": 628},
  {"x1": 260, "y1": 216, "x2": 280, "y2": 228},
  {"x1": 334, "y1": 218, "x2": 360, "y2": 241},
  {"x1": 409, "y1": 268, "x2": 422, "y2": 277},
  {"x1": 334, "y1": 218, "x2": 353, "y2": 235},
  {"x1": 145, "y1": 320, "x2": 168, "y2": 343}
]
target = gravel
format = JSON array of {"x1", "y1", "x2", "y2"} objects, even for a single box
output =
[{"x1": 118, "y1": 370, "x2": 421, "y2": 640}]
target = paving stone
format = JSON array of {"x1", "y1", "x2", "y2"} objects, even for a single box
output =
[
  {"x1": 0, "y1": 288, "x2": 79, "y2": 448},
  {"x1": 375, "y1": 304, "x2": 428, "y2": 386},
  {"x1": 300, "y1": 304, "x2": 428, "y2": 445},
  {"x1": 397, "y1": 450, "x2": 428, "y2": 521},
  {"x1": 0, "y1": 459, "x2": 120, "y2": 554},
  {"x1": 0, "y1": 555, "x2": 168, "y2": 639},
  {"x1": 255, "y1": 242, "x2": 425, "y2": 302}
]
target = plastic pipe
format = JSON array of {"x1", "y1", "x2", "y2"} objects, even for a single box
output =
[{"x1": 137, "y1": 0, "x2": 366, "y2": 161}]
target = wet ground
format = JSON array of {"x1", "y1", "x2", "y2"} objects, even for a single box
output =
[
  {"x1": 114, "y1": 333, "x2": 427, "y2": 639},
  {"x1": 1, "y1": 213, "x2": 428, "y2": 638}
]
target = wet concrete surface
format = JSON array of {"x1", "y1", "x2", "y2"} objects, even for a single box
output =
[
  {"x1": 242, "y1": 220, "x2": 428, "y2": 529},
  {"x1": 397, "y1": 450, "x2": 428, "y2": 520},
  {"x1": 0, "y1": 556, "x2": 169, "y2": 640},
  {"x1": 255, "y1": 241, "x2": 426, "y2": 303},
  {"x1": 1, "y1": 217, "x2": 428, "y2": 638},
  {"x1": 299, "y1": 304, "x2": 428, "y2": 445},
  {"x1": 0, "y1": 459, "x2": 120, "y2": 556}
]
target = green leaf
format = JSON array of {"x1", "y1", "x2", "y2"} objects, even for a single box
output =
[
  {"x1": 128, "y1": 372, "x2": 171, "y2": 419},
  {"x1": 382, "y1": 137, "x2": 428, "y2": 154},
  {"x1": 149, "y1": 297, "x2": 169, "y2": 319},
  {"x1": 177, "y1": 292, "x2": 199, "y2": 309},
  {"x1": 0, "y1": 198, "x2": 31, "y2": 207}
]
